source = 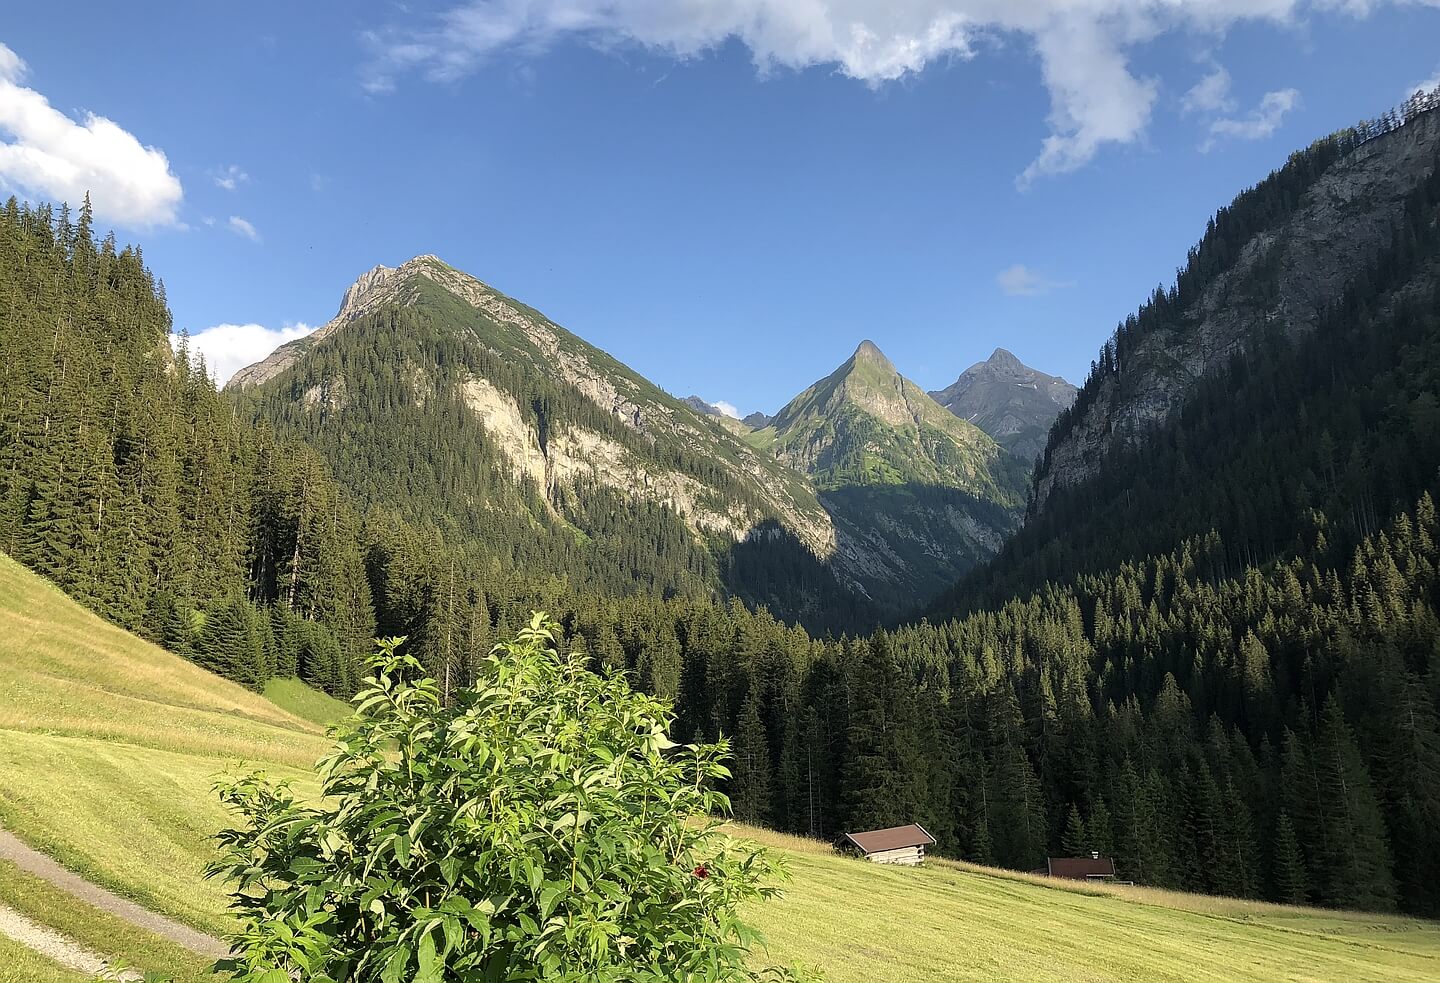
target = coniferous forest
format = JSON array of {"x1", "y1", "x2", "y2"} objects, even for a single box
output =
[{"x1": 4, "y1": 91, "x2": 1440, "y2": 923}]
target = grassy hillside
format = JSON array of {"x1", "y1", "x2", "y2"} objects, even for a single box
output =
[
  {"x1": 742, "y1": 828, "x2": 1440, "y2": 982},
  {"x1": 0, "y1": 552, "x2": 329, "y2": 935},
  {"x1": 1, "y1": 554, "x2": 1438, "y2": 982}
]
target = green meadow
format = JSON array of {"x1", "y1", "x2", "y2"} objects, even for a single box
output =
[{"x1": 1, "y1": 553, "x2": 1437, "y2": 981}]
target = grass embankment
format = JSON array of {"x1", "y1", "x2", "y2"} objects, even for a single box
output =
[
  {"x1": 0, "y1": 553, "x2": 328, "y2": 938},
  {"x1": 0, "y1": 936, "x2": 92, "y2": 983},
  {"x1": 2, "y1": 553, "x2": 1439, "y2": 981}
]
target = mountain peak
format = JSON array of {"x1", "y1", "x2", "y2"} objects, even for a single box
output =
[
  {"x1": 929, "y1": 349, "x2": 1078, "y2": 461},
  {"x1": 228, "y1": 254, "x2": 474, "y2": 389},
  {"x1": 853, "y1": 339, "x2": 892, "y2": 367},
  {"x1": 987, "y1": 347, "x2": 1024, "y2": 371}
]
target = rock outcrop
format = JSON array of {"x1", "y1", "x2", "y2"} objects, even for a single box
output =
[{"x1": 1034, "y1": 107, "x2": 1440, "y2": 508}]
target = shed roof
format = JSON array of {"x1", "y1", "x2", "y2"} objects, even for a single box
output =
[
  {"x1": 1046, "y1": 856, "x2": 1117, "y2": 879},
  {"x1": 839, "y1": 824, "x2": 936, "y2": 854}
]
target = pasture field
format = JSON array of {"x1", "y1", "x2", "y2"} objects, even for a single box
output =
[{"x1": 2, "y1": 554, "x2": 1438, "y2": 981}]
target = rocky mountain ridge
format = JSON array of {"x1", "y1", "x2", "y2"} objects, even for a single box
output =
[{"x1": 930, "y1": 348, "x2": 1077, "y2": 462}]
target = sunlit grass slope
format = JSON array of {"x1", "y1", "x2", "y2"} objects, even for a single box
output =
[
  {"x1": 0, "y1": 552, "x2": 328, "y2": 933},
  {"x1": 0, "y1": 936, "x2": 91, "y2": 983},
  {"x1": 2, "y1": 553, "x2": 1438, "y2": 981},
  {"x1": 739, "y1": 828, "x2": 1440, "y2": 982},
  {"x1": 0, "y1": 859, "x2": 219, "y2": 982},
  {"x1": 262, "y1": 676, "x2": 351, "y2": 727}
]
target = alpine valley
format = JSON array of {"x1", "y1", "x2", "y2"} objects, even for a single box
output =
[
  {"x1": 4, "y1": 76, "x2": 1440, "y2": 983},
  {"x1": 226, "y1": 258, "x2": 1042, "y2": 625}
]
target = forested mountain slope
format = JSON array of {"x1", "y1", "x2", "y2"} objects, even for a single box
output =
[
  {"x1": 228, "y1": 255, "x2": 871, "y2": 628},
  {"x1": 0, "y1": 197, "x2": 374, "y2": 694},
  {"x1": 231, "y1": 255, "x2": 830, "y2": 552},
  {"x1": 1036, "y1": 93, "x2": 1440, "y2": 509},
  {"x1": 946, "y1": 89, "x2": 1440, "y2": 611},
  {"x1": 930, "y1": 348, "x2": 1077, "y2": 462},
  {"x1": 747, "y1": 340, "x2": 1029, "y2": 610}
]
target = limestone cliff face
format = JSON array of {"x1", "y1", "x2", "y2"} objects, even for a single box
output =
[{"x1": 1034, "y1": 108, "x2": 1440, "y2": 508}]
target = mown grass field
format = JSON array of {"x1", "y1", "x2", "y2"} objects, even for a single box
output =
[{"x1": 2, "y1": 553, "x2": 1439, "y2": 981}]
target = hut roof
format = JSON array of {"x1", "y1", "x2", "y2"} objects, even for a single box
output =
[
  {"x1": 838, "y1": 824, "x2": 936, "y2": 854},
  {"x1": 1046, "y1": 856, "x2": 1118, "y2": 879}
]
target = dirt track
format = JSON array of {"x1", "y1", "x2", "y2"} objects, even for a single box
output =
[
  {"x1": 0, "y1": 900, "x2": 141, "y2": 980},
  {"x1": 0, "y1": 827, "x2": 228, "y2": 973}
]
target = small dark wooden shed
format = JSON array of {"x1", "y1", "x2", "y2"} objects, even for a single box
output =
[{"x1": 1035, "y1": 853, "x2": 1119, "y2": 881}]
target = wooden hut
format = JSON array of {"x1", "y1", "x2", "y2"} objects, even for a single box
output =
[
  {"x1": 836, "y1": 824, "x2": 936, "y2": 866},
  {"x1": 1034, "y1": 852, "x2": 1119, "y2": 882}
]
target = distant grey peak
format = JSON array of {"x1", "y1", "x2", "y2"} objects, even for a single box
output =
[
  {"x1": 928, "y1": 348, "x2": 1078, "y2": 461},
  {"x1": 684, "y1": 395, "x2": 725, "y2": 417},
  {"x1": 987, "y1": 347, "x2": 1025, "y2": 372}
]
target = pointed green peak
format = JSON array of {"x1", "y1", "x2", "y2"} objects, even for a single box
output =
[{"x1": 852, "y1": 339, "x2": 894, "y2": 371}]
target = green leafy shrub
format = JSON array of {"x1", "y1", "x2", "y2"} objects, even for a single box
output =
[{"x1": 209, "y1": 614, "x2": 812, "y2": 982}]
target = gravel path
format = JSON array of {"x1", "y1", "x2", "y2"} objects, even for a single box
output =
[
  {"x1": 0, "y1": 829, "x2": 229, "y2": 961},
  {"x1": 0, "y1": 901, "x2": 141, "y2": 980}
]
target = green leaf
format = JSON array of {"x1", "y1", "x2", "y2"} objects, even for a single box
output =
[
  {"x1": 538, "y1": 881, "x2": 566, "y2": 920},
  {"x1": 415, "y1": 930, "x2": 443, "y2": 983},
  {"x1": 379, "y1": 944, "x2": 411, "y2": 983}
]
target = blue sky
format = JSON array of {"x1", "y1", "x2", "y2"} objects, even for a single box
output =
[{"x1": 2, "y1": 2, "x2": 1438, "y2": 416}]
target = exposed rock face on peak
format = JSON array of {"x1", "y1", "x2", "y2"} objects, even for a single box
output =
[
  {"x1": 930, "y1": 348, "x2": 1077, "y2": 463},
  {"x1": 1033, "y1": 107, "x2": 1440, "y2": 509},
  {"x1": 742, "y1": 411, "x2": 772, "y2": 430},
  {"x1": 684, "y1": 396, "x2": 731, "y2": 418},
  {"x1": 852, "y1": 339, "x2": 894, "y2": 370},
  {"x1": 683, "y1": 395, "x2": 753, "y2": 437},
  {"x1": 228, "y1": 255, "x2": 453, "y2": 389}
]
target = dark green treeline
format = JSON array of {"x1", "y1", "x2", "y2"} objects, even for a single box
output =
[{"x1": 0, "y1": 196, "x2": 372, "y2": 692}]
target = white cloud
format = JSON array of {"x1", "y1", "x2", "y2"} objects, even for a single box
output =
[
  {"x1": 360, "y1": 1, "x2": 1382, "y2": 183},
  {"x1": 997, "y1": 263, "x2": 1073, "y2": 297},
  {"x1": 0, "y1": 42, "x2": 182, "y2": 226},
  {"x1": 213, "y1": 164, "x2": 248, "y2": 191},
  {"x1": 227, "y1": 215, "x2": 261, "y2": 241},
  {"x1": 1405, "y1": 66, "x2": 1440, "y2": 100},
  {"x1": 1182, "y1": 66, "x2": 1235, "y2": 115},
  {"x1": 1205, "y1": 87, "x2": 1300, "y2": 149},
  {"x1": 711, "y1": 400, "x2": 741, "y2": 419},
  {"x1": 175, "y1": 322, "x2": 315, "y2": 386}
]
